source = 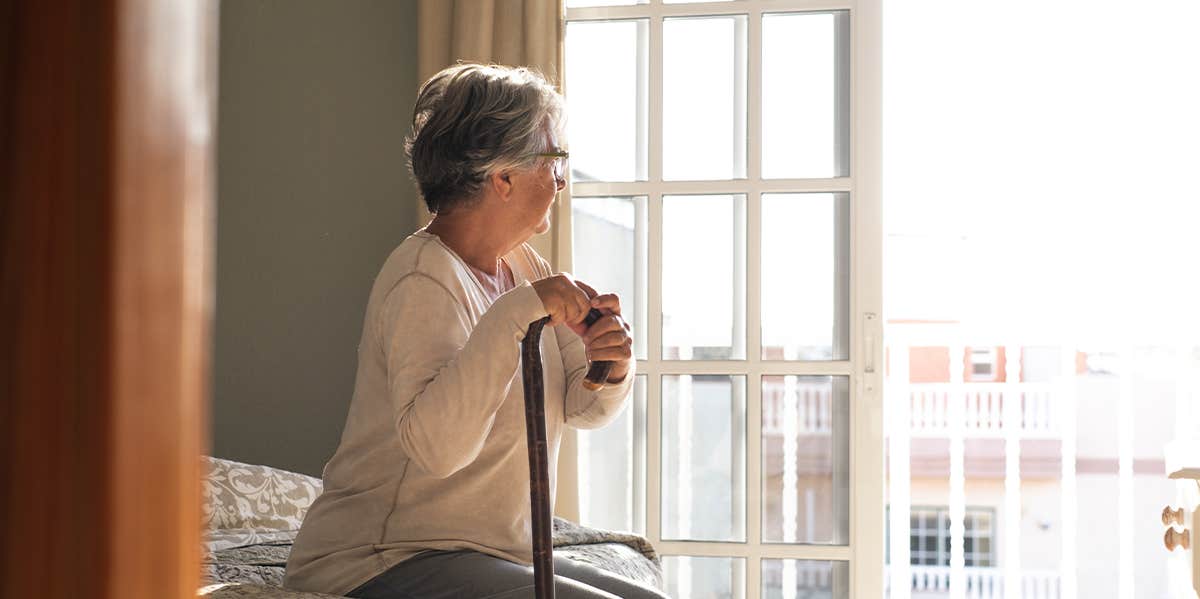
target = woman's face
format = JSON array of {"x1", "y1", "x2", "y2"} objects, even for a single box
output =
[{"x1": 514, "y1": 131, "x2": 566, "y2": 237}]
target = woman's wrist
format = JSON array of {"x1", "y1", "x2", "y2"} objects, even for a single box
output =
[{"x1": 605, "y1": 363, "x2": 630, "y2": 384}]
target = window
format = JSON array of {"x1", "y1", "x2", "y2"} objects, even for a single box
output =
[
  {"x1": 967, "y1": 347, "x2": 997, "y2": 382},
  {"x1": 910, "y1": 507, "x2": 995, "y2": 567},
  {"x1": 564, "y1": 2, "x2": 882, "y2": 598},
  {"x1": 891, "y1": 507, "x2": 996, "y2": 568}
]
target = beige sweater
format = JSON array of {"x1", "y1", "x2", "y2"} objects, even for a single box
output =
[{"x1": 283, "y1": 230, "x2": 634, "y2": 596}]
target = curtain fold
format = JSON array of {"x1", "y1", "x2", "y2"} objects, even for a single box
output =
[{"x1": 415, "y1": 0, "x2": 580, "y2": 522}]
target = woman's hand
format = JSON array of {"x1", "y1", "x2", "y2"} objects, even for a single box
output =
[
  {"x1": 532, "y1": 274, "x2": 593, "y2": 334},
  {"x1": 574, "y1": 281, "x2": 634, "y2": 384}
]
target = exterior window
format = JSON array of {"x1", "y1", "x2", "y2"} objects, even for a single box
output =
[
  {"x1": 907, "y1": 507, "x2": 995, "y2": 567},
  {"x1": 968, "y1": 348, "x2": 997, "y2": 381}
]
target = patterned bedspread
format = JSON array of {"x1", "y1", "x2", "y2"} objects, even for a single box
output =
[{"x1": 200, "y1": 457, "x2": 662, "y2": 598}]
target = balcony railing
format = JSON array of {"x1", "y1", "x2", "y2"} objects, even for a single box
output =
[
  {"x1": 886, "y1": 566, "x2": 1061, "y2": 599},
  {"x1": 761, "y1": 381, "x2": 1060, "y2": 439},
  {"x1": 908, "y1": 383, "x2": 1059, "y2": 439},
  {"x1": 762, "y1": 381, "x2": 833, "y2": 436}
]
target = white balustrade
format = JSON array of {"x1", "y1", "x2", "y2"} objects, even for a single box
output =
[
  {"x1": 760, "y1": 381, "x2": 1062, "y2": 439},
  {"x1": 761, "y1": 381, "x2": 833, "y2": 436},
  {"x1": 760, "y1": 561, "x2": 833, "y2": 590},
  {"x1": 887, "y1": 566, "x2": 1061, "y2": 599},
  {"x1": 764, "y1": 380, "x2": 1060, "y2": 439},
  {"x1": 900, "y1": 383, "x2": 1059, "y2": 439}
]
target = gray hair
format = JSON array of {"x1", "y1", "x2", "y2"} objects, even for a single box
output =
[{"x1": 406, "y1": 63, "x2": 565, "y2": 214}]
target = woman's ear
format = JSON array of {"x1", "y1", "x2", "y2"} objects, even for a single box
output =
[{"x1": 489, "y1": 170, "x2": 514, "y2": 201}]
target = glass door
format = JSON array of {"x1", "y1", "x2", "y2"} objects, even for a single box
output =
[{"x1": 562, "y1": 2, "x2": 883, "y2": 597}]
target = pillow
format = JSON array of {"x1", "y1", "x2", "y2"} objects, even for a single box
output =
[{"x1": 203, "y1": 456, "x2": 323, "y2": 533}]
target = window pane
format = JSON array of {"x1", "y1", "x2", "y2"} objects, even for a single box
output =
[
  {"x1": 762, "y1": 11, "x2": 849, "y2": 179},
  {"x1": 662, "y1": 375, "x2": 746, "y2": 542},
  {"x1": 761, "y1": 193, "x2": 849, "y2": 360},
  {"x1": 663, "y1": 16, "x2": 747, "y2": 181},
  {"x1": 572, "y1": 196, "x2": 648, "y2": 359},
  {"x1": 761, "y1": 376, "x2": 849, "y2": 544},
  {"x1": 578, "y1": 376, "x2": 646, "y2": 534},
  {"x1": 663, "y1": 194, "x2": 746, "y2": 360},
  {"x1": 565, "y1": 19, "x2": 648, "y2": 182},
  {"x1": 762, "y1": 560, "x2": 848, "y2": 599},
  {"x1": 663, "y1": 556, "x2": 744, "y2": 599},
  {"x1": 976, "y1": 511, "x2": 993, "y2": 533}
]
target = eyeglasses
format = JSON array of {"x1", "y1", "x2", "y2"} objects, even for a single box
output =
[{"x1": 534, "y1": 150, "x2": 569, "y2": 183}]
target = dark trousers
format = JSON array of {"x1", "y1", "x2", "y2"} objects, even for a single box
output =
[{"x1": 347, "y1": 549, "x2": 670, "y2": 599}]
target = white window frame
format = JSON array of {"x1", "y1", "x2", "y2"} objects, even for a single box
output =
[{"x1": 558, "y1": 1, "x2": 881, "y2": 597}]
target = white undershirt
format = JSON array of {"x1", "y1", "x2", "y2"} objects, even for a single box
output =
[{"x1": 465, "y1": 259, "x2": 515, "y2": 302}]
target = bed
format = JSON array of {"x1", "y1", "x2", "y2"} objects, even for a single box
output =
[{"x1": 199, "y1": 456, "x2": 662, "y2": 598}]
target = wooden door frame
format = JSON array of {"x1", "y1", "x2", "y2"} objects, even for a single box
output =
[{"x1": 1, "y1": 2, "x2": 216, "y2": 597}]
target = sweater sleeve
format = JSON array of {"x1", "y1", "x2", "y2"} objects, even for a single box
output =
[
  {"x1": 556, "y1": 322, "x2": 636, "y2": 430},
  {"x1": 378, "y1": 273, "x2": 548, "y2": 478},
  {"x1": 516, "y1": 242, "x2": 635, "y2": 430}
]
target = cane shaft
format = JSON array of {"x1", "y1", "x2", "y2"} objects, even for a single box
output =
[
  {"x1": 522, "y1": 309, "x2": 616, "y2": 599},
  {"x1": 521, "y1": 317, "x2": 555, "y2": 599}
]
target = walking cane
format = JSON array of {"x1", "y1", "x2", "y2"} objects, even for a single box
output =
[{"x1": 521, "y1": 308, "x2": 614, "y2": 599}]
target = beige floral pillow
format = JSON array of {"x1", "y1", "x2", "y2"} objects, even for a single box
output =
[{"x1": 203, "y1": 456, "x2": 323, "y2": 533}]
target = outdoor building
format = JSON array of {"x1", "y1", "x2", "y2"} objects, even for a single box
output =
[
  {"x1": 874, "y1": 222, "x2": 1200, "y2": 599},
  {"x1": 882, "y1": 326, "x2": 1188, "y2": 599}
]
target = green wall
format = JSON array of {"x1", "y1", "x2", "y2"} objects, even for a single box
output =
[{"x1": 214, "y1": 0, "x2": 419, "y2": 476}]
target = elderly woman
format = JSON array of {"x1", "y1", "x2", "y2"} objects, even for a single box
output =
[{"x1": 284, "y1": 64, "x2": 667, "y2": 599}]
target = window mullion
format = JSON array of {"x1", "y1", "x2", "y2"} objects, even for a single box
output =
[
  {"x1": 747, "y1": 366, "x2": 764, "y2": 594},
  {"x1": 637, "y1": 359, "x2": 856, "y2": 377},
  {"x1": 748, "y1": 7, "x2": 763, "y2": 183},
  {"x1": 655, "y1": 540, "x2": 852, "y2": 560},
  {"x1": 649, "y1": 13, "x2": 663, "y2": 184},
  {"x1": 647, "y1": 191, "x2": 664, "y2": 550},
  {"x1": 745, "y1": 0, "x2": 765, "y2": 574},
  {"x1": 571, "y1": 178, "x2": 853, "y2": 198},
  {"x1": 647, "y1": 367, "x2": 664, "y2": 549},
  {"x1": 645, "y1": 8, "x2": 664, "y2": 555},
  {"x1": 745, "y1": 15, "x2": 764, "y2": 592}
]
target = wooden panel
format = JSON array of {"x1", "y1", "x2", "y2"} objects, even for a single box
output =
[
  {"x1": 0, "y1": 2, "x2": 215, "y2": 597},
  {"x1": 1, "y1": 3, "x2": 117, "y2": 595}
]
